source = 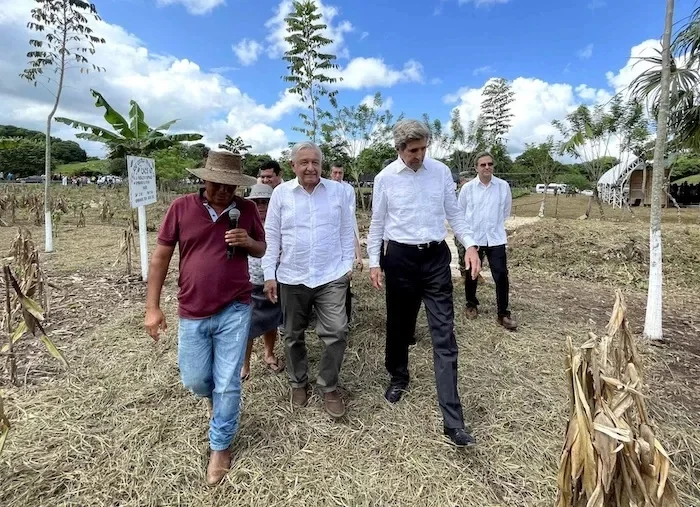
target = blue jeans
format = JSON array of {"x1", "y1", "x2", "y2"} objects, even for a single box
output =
[{"x1": 178, "y1": 301, "x2": 252, "y2": 451}]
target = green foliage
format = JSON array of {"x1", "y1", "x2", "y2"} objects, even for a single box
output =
[
  {"x1": 152, "y1": 147, "x2": 201, "y2": 181},
  {"x1": 448, "y1": 109, "x2": 488, "y2": 174},
  {"x1": 557, "y1": 172, "x2": 591, "y2": 191},
  {"x1": 480, "y1": 78, "x2": 515, "y2": 147},
  {"x1": 0, "y1": 138, "x2": 56, "y2": 177},
  {"x1": 0, "y1": 125, "x2": 87, "y2": 164},
  {"x1": 218, "y1": 135, "x2": 251, "y2": 155},
  {"x1": 57, "y1": 159, "x2": 110, "y2": 177},
  {"x1": 283, "y1": 0, "x2": 340, "y2": 142},
  {"x1": 242, "y1": 154, "x2": 273, "y2": 177},
  {"x1": 20, "y1": 0, "x2": 106, "y2": 85},
  {"x1": 356, "y1": 143, "x2": 396, "y2": 178},
  {"x1": 56, "y1": 89, "x2": 203, "y2": 158},
  {"x1": 672, "y1": 173, "x2": 700, "y2": 184},
  {"x1": 422, "y1": 113, "x2": 451, "y2": 159},
  {"x1": 670, "y1": 152, "x2": 700, "y2": 180}
]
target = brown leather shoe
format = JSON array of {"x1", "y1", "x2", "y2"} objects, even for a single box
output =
[
  {"x1": 323, "y1": 390, "x2": 346, "y2": 418},
  {"x1": 498, "y1": 315, "x2": 517, "y2": 330},
  {"x1": 291, "y1": 387, "x2": 308, "y2": 407},
  {"x1": 464, "y1": 307, "x2": 478, "y2": 320},
  {"x1": 206, "y1": 449, "x2": 231, "y2": 485}
]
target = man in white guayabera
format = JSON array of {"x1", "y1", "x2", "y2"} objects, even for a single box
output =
[
  {"x1": 367, "y1": 119, "x2": 481, "y2": 447},
  {"x1": 262, "y1": 141, "x2": 355, "y2": 419},
  {"x1": 458, "y1": 151, "x2": 517, "y2": 330}
]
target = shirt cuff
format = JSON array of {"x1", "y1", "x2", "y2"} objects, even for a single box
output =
[
  {"x1": 263, "y1": 267, "x2": 276, "y2": 281},
  {"x1": 369, "y1": 255, "x2": 380, "y2": 268},
  {"x1": 456, "y1": 233, "x2": 477, "y2": 250}
]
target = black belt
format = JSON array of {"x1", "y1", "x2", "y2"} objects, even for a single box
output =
[{"x1": 388, "y1": 240, "x2": 444, "y2": 251}]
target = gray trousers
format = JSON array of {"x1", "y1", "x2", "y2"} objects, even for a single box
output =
[{"x1": 279, "y1": 275, "x2": 349, "y2": 393}]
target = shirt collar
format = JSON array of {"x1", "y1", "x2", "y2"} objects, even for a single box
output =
[
  {"x1": 396, "y1": 157, "x2": 425, "y2": 174},
  {"x1": 199, "y1": 188, "x2": 237, "y2": 220},
  {"x1": 292, "y1": 177, "x2": 327, "y2": 193}
]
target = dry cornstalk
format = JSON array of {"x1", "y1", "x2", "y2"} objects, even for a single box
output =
[
  {"x1": 0, "y1": 390, "x2": 9, "y2": 456},
  {"x1": 113, "y1": 226, "x2": 137, "y2": 275},
  {"x1": 77, "y1": 210, "x2": 86, "y2": 228},
  {"x1": 556, "y1": 290, "x2": 679, "y2": 507}
]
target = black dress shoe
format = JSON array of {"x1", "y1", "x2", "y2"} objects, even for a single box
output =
[
  {"x1": 384, "y1": 383, "x2": 408, "y2": 404},
  {"x1": 444, "y1": 427, "x2": 476, "y2": 447}
]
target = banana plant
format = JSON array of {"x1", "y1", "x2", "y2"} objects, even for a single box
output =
[{"x1": 55, "y1": 89, "x2": 203, "y2": 158}]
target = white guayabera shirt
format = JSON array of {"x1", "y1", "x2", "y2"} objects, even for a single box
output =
[
  {"x1": 262, "y1": 177, "x2": 355, "y2": 288},
  {"x1": 457, "y1": 175, "x2": 512, "y2": 247},
  {"x1": 367, "y1": 157, "x2": 476, "y2": 269},
  {"x1": 340, "y1": 180, "x2": 360, "y2": 242}
]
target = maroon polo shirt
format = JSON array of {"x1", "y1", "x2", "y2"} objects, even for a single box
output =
[{"x1": 157, "y1": 191, "x2": 265, "y2": 319}]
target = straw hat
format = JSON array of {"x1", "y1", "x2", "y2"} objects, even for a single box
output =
[
  {"x1": 246, "y1": 183, "x2": 273, "y2": 200},
  {"x1": 187, "y1": 150, "x2": 257, "y2": 187}
]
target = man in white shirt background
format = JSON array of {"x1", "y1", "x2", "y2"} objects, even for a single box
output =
[
  {"x1": 330, "y1": 163, "x2": 363, "y2": 324},
  {"x1": 258, "y1": 160, "x2": 284, "y2": 188},
  {"x1": 262, "y1": 141, "x2": 355, "y2": 418},
  {"x1": 367, "y1": 119, "x2": 481, "y2": 447},
  {"x1": 458, "y1": 152, "x2": 517, "y2": 331}
]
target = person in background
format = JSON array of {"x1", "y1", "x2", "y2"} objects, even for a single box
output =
[
  {"x1": 262, "y1": 141, "x2": 354, "y2": 418},
  {"x1": 259, "y1": 160, "x2": 283, "y2": 189},
  {"x1": 144, "y1": 151, "x2": 264, "y2": 485},
  {"x1": 367, "y1": 119, "x2": 481, "y2": 447},
  {"x1": 330, "y1": 163, "x2": 363, "y2": 323},
  {"x1": 241, "y1": 184, "x2": 284, "y2": 380},
  {"x1": 458, "y1": 152, "x2": 517, "y2": 330}
]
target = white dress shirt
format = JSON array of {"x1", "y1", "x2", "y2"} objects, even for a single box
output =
[
  {"x1": 262, "y1": 177, "x2": 354, "y2": 288},
  {"x1": 457, "y1": 175, "x2": 512, "y2": 247},
  {"x1": 340, "y1": 181, "x2": 360, "y2": 241},
  {"x1": 367, "y1": 157, "x2": 476, "y2": 268}
]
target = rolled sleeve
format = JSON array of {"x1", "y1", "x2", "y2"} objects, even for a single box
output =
[{"x1": 367, "y1": 175, "x2": 387, "y2": 268}]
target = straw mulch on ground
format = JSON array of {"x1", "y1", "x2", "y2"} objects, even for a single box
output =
[{"x1": 0, "y1": 220, "x2": 698, "y2": 506}]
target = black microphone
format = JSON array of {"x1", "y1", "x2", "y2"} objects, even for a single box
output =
[{"x1": 227, "y1": 208, "x2": 241, "y2": 259}]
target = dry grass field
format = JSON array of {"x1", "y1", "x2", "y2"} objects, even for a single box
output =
[{"x1": 0, "y1": 187, "x2": 698, "y2": 506}]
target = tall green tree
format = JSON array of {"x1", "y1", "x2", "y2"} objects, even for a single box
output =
[
  {"x1": 480, "y1": 77, "x2": 515, "y2": 149},
  {"x1": 631, "y1": 4, "x2": 700, "y2": 150},
  {"x1": 283, "y1": 0, "x2": 340, "y2": 143},
  {"x1": 20, "y1": 0, "x2": 105, "y2": 253},
  {"x1": 242, "y1": 153, "x2": 273, "y2": 177},
  {"x1": 422, "y1": 113, "x2": 451, "y2": 160},
  {"x1": 152, "y1": 146, "x2": 203, "y2": 181},
  {"x1": 56, "y1": 89, "x2": 203, "y2": 158},
  {"x1": 356, "y1": 143, "x2": 396, "y2": 179},
  {"x1": 218, "y1": 135, "x2": 251, "y2": 156},
  {"x1": 0, "y1": 138, "x2": 57, "y2": 178},
  {"x1": 644, "y1": 0, "x2": 675, "y2": 342},
  {"x1": 448, "y1": 109, "x2": 487, "y2": 175},
  {"x1": 325, "y1": 92, "x2": 397, "y2": 209}
]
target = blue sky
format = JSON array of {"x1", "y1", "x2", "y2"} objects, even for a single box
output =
[{"x1": 0, "y1": 0, "x2": 697, "y2": 157}]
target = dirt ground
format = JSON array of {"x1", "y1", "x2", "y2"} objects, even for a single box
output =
[{"x1": 0, "y1": 189, "x2": 699, "y2": 506}]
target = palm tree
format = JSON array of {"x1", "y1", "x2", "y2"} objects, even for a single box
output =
[
  {"x1": 644, "y1": 0, "x2": 675, "y2": 342},
  {"x1": 630, "y1": 6, "x2": 700, "y2": 150},
  {"x1": 218, "y1": 135, "x2": 251, "y2": 156},
  {"x1": 55, "y1": 89, "x2": 203, "y2": 158}
]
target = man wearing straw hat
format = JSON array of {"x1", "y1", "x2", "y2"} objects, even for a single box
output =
[
  {"x1": 262, "y1": 141, "x2": 355, "y2": 418},
  {"x1": 145, "y1": 150, "x2": 264, "y2": 485}
]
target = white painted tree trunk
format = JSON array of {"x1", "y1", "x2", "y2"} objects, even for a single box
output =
[
  {"x1": 538, "y1": 195, "x2": 545, "y2": 218},
  {"x1": 644, "y1": 0, "x2": 674, "y2": 341}
]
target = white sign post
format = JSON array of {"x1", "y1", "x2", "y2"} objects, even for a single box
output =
[{"x1": 127, "y1": 156, "x2": 157, "y2": 282}]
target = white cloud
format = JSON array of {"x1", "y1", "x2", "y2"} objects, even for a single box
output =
[
  {"x1": 233, "y1": 39, "x2": 262, "y2": 66},
  {"x1": 155, "y1": 0, "x2": 226, "y2": 15},
  {"x1": 605, "y1": 39, "x2": 660, "y2": 93},
  {"x1": 430, "y1": 77, "x2": 444, "y2": 85},
  {"x1": 360, "y1": 31, "x2": 369, "y2": 40},
  {"x1": 575, "y1": 84, "x2": 612, "y2": 103},
  {"x1": 265, "y1": 0, "x2": 353, "y2": 59},
  {"x1": 458, "y1": 0, "x2": 510, "y2": 7},
  {"x1": 0, "y1": 0, "x2": 299, "y2": 157},
  {"x1": 360, "y1": 94, "x2": 394, "y2": 110},
  {"x1": 577, "y1": 43, "x2": 594, "y2": 60},
  {"x1": 473, "y1": 65, "x2": 494, "y2": 76},
  {"x1": 332, "y1": 58, "x2": 424, "y2": 89},
  {"x1": 587, "y1": 0, "x2": 606, "y2": 9}
]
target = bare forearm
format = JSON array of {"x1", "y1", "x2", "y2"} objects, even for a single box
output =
[
  {"x1": 247, "y1": 239, "x2": 266, "y2": 258},
  {"x1": 146, "y1": 254, "x2": 171, "y2": 310}
]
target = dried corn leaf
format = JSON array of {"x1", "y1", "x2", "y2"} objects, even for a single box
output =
[
  {"x1": 38, "y1": 334, "x2": 68, "y2": 368},
  {"x1": 0, "y1": 320, "x2": 27, "y2": 354}
]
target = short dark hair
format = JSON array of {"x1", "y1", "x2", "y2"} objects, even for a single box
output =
[
  {"x1": 382, "y1": 159, "x2": 394, "y2": 169},
  {"x1": 260, "y1": 160, "x2": 281, "y2": 176},
  {"x1": 331, "y1": 163, "x2": 344, "y2": 170}
]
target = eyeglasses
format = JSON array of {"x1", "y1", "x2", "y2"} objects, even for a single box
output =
[{"x1": 479, "y1": 162, "x2": 494, "y2": 168}]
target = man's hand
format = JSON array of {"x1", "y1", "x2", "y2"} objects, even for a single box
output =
[
  {"x1": 145, "y1": 307, "x2": 167, "y2": 342},
  {"x1": 464, "y1": 246, "x2": 481, "y2": 280},
  {"x1": 370, "y1": 267, "x2": 383, "y2": 290},
  {"x1": 264, "y1": 279, "x2": 278, "y2": 303},
  {"x1": 353, "y1": 257, "x2": 363, "y2": 272},
  {"x1": 225, "y1": 229, "x2": 252, "y2": 249}
]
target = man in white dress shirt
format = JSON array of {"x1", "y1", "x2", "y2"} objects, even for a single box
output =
[
  {"x1": 330, "y1": 164, "x2": 363, "y2": 323},
  {"x1": 262, "y1": 142, "x2": 355, "y2": 418},
  {"x1": 367, "y1": 119, "x2": 481, "y2": 447},
  {"x1": 458, "y1": 152, "x2": 517, "y2": 330}
]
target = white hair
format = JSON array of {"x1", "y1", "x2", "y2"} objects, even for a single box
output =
[
  {"x1": 393, "y1": 119, "x2": 430, "y2": 151},
  {"x1": 290, "y1": 141, "x2": 322, "y2": 163}
]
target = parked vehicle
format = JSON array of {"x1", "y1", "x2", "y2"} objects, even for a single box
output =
[{"x1": 536, "y1": 183, "x2": 567, "y2": 194}]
